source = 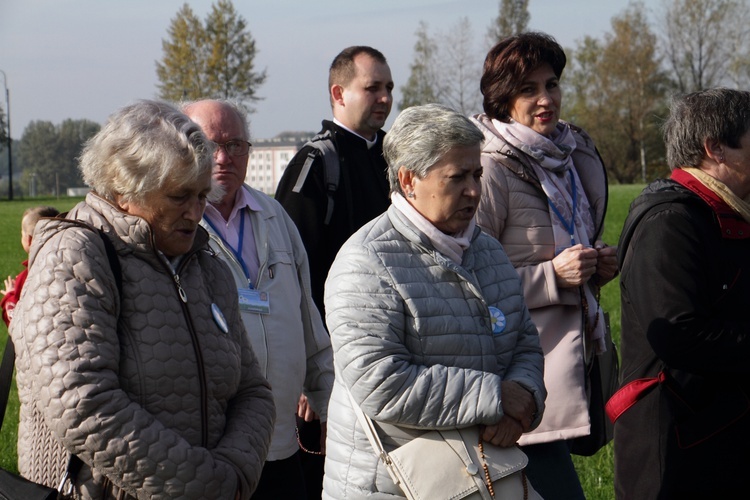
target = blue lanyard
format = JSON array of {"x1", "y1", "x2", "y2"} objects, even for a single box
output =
[
  {"x1": 204, "y1": 211, "x2": 253, "y2": 284},
  {"x1": 547, "y1": 170, "x2": 578, "y2": 246}
]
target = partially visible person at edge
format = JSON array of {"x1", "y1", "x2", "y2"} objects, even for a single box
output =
[
  {"x1": 183, "y1": 99, "x2": 334, "y2": 500},
  {"x1": 1, "y1": 205, "x2": 60, "y2": 326},
  {"x1": 10, "y1": 100, "x2": 275, "y2": 499},
  {"x1": 274, "y1": 45, "x2": 393, "y2": 498},
  {"x1": 322, "y1": 103, "x2": 546, "y2": 499},
  {"x1": 614, "y1": 88, "x2": 750, "y2": 499},
  {"x1": 471, "y1": 31, "x2": 618, "y2": 499}
]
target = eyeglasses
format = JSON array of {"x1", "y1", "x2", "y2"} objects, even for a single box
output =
[{"x1": 212, "y1": 139, "x2": 252, "y2": 157}]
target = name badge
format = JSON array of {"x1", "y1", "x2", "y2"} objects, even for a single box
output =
[{"x1": 238, "y1": 287, "x2": 270, "y2": 314}]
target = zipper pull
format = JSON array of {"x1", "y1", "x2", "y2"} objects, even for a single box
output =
[{"x1": 173, "y1": 273, "x2": 188, "y2": 303}]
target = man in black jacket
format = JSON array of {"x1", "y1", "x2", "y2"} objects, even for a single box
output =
[
  {"x1": 274, "y1": 45, "x2": 393, "y2": 500},
  {"x1": 276, "y1": 45, "x2": 393, "y2": 313}
]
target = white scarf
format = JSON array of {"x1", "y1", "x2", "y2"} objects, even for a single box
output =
[
  {"x1": 492, "y1": 119, "x2": 606, "y2": 354},
  {"x1": 392, "y1": 192, "x2": 474, "y2": 265}
]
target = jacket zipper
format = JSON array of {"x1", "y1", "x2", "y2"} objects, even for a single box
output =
[{"x1": 165, "y1": 251, "x2": 210, "y2": 447}]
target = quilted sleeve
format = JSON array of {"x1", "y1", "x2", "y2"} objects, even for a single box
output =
[
  {"x1": 19, "y1": 227, "x2": 260, "y2": 499},
  {"x1": 324, "y1": 242, "x2": 505, "y2": 429}
]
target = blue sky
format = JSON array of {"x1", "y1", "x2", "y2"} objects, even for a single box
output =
[{"x1": 0, "y1": 0, "x2": 639, "y2": 139}]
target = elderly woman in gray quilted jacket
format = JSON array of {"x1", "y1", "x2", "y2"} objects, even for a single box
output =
[
  {"x1": 10, "y1": 100, "x2": 275, "y2": 499},
  {"x1": 322, "y1": 103, "x2": 546, "y2": 499}
]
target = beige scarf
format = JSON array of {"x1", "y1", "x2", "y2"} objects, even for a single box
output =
[
  {"x1": 682, "y1": 167, "x2": 750, "y2": 223},
  {"x1": 391, "y1": 192, "x2": 474, "y2": 265}
]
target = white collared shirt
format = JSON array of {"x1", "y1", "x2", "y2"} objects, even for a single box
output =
[{"x1": 203, "y1": 187, "x2": 263, "y2": 284}]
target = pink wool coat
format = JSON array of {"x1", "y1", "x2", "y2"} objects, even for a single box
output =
[{"x1": 471, "y1": 114, "x2": 609, "y2": 446}]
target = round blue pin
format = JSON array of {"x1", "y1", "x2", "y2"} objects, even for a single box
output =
[
  {"x1": 488, "y1": 306, "x2": 506, "y2": 334},
  {"x1": 211, "y1": 303, "x2": 229, "y2": 334}
]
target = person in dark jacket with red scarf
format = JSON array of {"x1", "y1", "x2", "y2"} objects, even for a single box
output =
[{"x1": 613, "y1": 88, "x2": 750, "y2": 499}]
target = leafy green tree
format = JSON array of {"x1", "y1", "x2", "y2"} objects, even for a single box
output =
[
  {"x1": 487, "y1": 0, "x2": 530, "y2": 43},
  {"x1": 18, "y1": 119, "x2": 99, "y2": 196},
  {"x1": 567, "y1": 2, "x2": 670, "y2": 183},
  {"x1": 399, "y1": 21, "x2": 439, "y2": 110},
  {"x1": 156, "y1": 4, "x2": 207, "y2": 101},
  {"x1": 18, "y1": 121, "x2": 58, "y2": 195},
  {"x1": 662, "y1": 0, "x2": 750, "y2": 91},
  {"x1": 57, "y1": 119, "x2": 100, "y2": 191},
  {"x1": 204, "y1": 0, "x2": 266, "y2": 105},
  {"x1": 156, "y1": 0, "x2": 266, "y2": 110}
]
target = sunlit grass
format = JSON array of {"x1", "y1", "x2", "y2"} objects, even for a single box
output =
[{"x1": 0, "y1": 187, "x2": 646, "y2": 494}]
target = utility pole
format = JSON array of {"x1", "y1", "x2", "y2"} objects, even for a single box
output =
[{"x1": 0, "y1": 70, "x2": 13, "y2": 200}]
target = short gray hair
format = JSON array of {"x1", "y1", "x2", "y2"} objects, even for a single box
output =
[
  {"x1": 79, "y1": 99, "x2": 218, "y2": 203},
  {"x1": 383, "y1": 103, "x2": 483, "y2": 195},
  {"x1": 664, "y1": 88, "x2": 750, "y2": 170}
]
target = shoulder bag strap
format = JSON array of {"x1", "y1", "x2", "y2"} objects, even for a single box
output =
[{"x1": 0, "y1": 335, "x2": 15, "y2": 430}]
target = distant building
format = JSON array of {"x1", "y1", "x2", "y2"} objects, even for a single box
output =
[
  {"x1": 67, "y1": 187, "x2": 91, "y2": 197},
  {"x1": 246, "y1": 132, "x2": 315, "y2": 194}
]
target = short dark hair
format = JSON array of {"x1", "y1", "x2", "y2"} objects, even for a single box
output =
[
  {"x1": 480, "y1": 32, "x2": 567, "y2": 121},
  {"x1": 328, "y1": 45, "x2": 388, "y2": 97},
  {"x1": 664, "y1": 88, "x2": 750, "y2": 169}
]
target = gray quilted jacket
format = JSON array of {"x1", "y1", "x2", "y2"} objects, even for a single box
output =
[
  {"x1": 322, "y1": 205, "x2": 545, "y2": 499},
  {"x1": 10, "y1": 194, "x2": 275, "y2": 499}
]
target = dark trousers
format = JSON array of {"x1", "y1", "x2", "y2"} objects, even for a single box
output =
[
  {"x1": 521, "y1": 440, "x2": 585, "y2": 500},
  {"x1": 296, "y1": 416, "x2": 325, "y2": 500},
  {"x1": 251, "y1": 451, "x2": 307, "y2": 500}
]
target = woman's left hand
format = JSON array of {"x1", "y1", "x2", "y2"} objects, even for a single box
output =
[
  {"x1": 594, "y1": 241, "x2": 618, "y2": 282},
  {"x1": 481, "y1": 416, "x2": 524, "y2": 447},
  {"x1": 500, "y1": 381, "x2": 535, "y2": 431}
]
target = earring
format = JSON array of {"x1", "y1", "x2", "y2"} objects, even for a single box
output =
[
  {"x1": 407, "y1": 192, "x2": 415, "y2": 199},
  {"x1": 720, "y1": 155, "x2": 725, "y2": 163}
]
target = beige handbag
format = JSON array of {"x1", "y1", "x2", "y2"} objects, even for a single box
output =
[{"x1": 348, "y1": 392, "x2": 542, "y2": 500}]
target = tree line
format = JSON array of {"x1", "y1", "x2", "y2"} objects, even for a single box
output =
[
  {"x1": 2, "y1": 0, "x2": 748, "y2": 197},
  {"x1": 400, "y1": 0, "x2": 750, "y2": 183}
]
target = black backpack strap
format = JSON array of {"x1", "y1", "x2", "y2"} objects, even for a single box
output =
[
  {"x1": 97, "y1": 228, "x2": 122, "y2": 296},
  {"x1": 291, "y1": 130, "x2": 340, "y2": 225}
]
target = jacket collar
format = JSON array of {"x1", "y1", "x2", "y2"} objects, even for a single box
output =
[{"x1": 672, "y1": 168, "x2": 750, "y2": 239}]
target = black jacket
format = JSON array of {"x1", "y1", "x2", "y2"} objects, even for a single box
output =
[
  {"x1": 275, "y1": 120, "x2": 390, "y2": 314},
  {"x1": 615, "y1": 175, "x2": 750, "y2": 499}
]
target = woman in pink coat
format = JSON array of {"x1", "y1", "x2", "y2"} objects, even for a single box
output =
[{"x1": 472, "y1": 32, "x2": 618, "y2": 499}]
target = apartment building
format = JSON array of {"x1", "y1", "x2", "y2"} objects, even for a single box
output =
[{"x1": 246, "y1": 132, "x2": 314, "y2": 194}]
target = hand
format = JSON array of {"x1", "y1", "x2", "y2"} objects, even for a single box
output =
[
  {"x1": 500, "y1": 381, "x2": 536, "y2": 432},
  {"x1": 1, "y1": 276, "x2": 13, "y2": 297},
  {"x1": 297, "y1": 394, "x2": 319, "y2": 422},
  {"x1": 594, "y1": 241, "x2": 618, "y2": 282},
  {"x1": 552, "y1": 244, "x2": 598, "y2": 288},
  {"x1": 320, "y1": 421, "x2": 327, "y2": 455},
  {"x1": 481, "y1": 416, "x2": 524, "y2": 447}
]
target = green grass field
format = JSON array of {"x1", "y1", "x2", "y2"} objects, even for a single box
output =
[
  {"x1": 0, "y1": 186, "x2": 646, "y2": 497},
  {"x1": 0, "y1": 196, "x2": 83, "y2": 471}
]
